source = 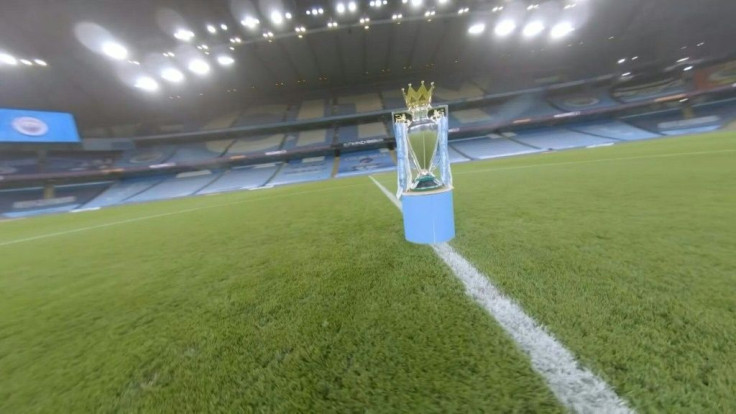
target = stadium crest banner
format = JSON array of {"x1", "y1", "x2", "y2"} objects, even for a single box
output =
[
  {"x1": 0, "y1": 108, "x2": 80, "y2": 143},
  {"x1": 393, "y1": 81, "x2": 455, "y2": 244}
]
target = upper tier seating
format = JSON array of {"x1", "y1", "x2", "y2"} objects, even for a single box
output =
[
  {"x1": 451, "y1": 136, "x2": 541, "y2": 160},
  {"x1": 198, "y1": 164, "x2": 280, "y2": 194},
  {"x1": 2, "y1": 182, "x2": 111, "y2": 217},
  {"x1": 123, "y1": 171, "x2": 219, "y2": 204},
  {"x1": 336, "y1": 149, "x2": 395, "y2": 177},
  {"x1": 268, "y1": 156, "x2": 334, "y2": 186}
]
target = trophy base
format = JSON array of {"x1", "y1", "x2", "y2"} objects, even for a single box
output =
[
  {"x1": 410, "y1": 175, "x2": 442, "y2": 192},
  {"x1": 401, "y1": 188, "x2": 455, "y2": 244}
]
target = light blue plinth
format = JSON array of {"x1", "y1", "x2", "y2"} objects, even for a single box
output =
[{"x1": 401, "y1": 188, "x2": 455, "y2": 244}]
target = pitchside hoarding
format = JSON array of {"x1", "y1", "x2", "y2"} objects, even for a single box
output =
[{"x1": 0, "y1": 108, "x2": 80, "y2": 143}]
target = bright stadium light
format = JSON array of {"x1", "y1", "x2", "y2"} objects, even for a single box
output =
[
  {"x1": 494, "y1": 20, "x2": 516, "y2": 37},
  {"x1": 348, "y1": 1, "x2": 357, "y2": 12},
  {"x1": 34, "y1": 59, "x2": 48, "y2": 66},
  {"x1": 20, "y1": 59, "x2": 33, "y2": 66},
  {"x1": 550, "y1": 22, "x2": 574, "y2": 39},
  {"x1": 160, "y1": 67, "x2": 184, "y2": 83},
  {"x1": 134, "y1": 76, "x2": 159, "y2": 91},
  {"x1": 174, "y1": 29, "x2": 195, "y2": 41},
  {"x1": 411, "y1": 0, "x2": 423, "y2": 7},
  {"x1": 270, "y1": 10, "x2": 284, "y2": 25},
  {"x1": 336, "y1": 2, "x2": 346, "y2": 14},
  {"x1": 101, "y1": 41, "x2": 128, "y2": 60},
  {"x1": 0, "y1": 53, "x2": 18, "y2": 65},
  {"x1": 468, "y1": 23, "x2": 486, "y2": 35},
  {"x1": 188, "y1": 58, "x2": 210, "y2": 75},
  {"x1": 206, "y1": 24, "x2": 217, "y2": 34},
  {"x1": 217, "y1": 55, "x2": 235, "y2": 66},
  {"x1": 522, "y1": 21, "x2": 545, "y2": 38},
  {"x1": 241, "y1": 16, "x2": 260, "y2": 29},
  {"x1": 683, "y1": 65, "x2": 693, "y2": 71}
]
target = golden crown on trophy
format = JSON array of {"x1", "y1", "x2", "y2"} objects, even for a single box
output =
[{"x1": 401, "y1": 81, "x2": 435, "y2": 110}]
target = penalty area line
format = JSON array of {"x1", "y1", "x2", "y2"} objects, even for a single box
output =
[{"x1": 369, "y1": 175, "x2": 634, "y2": 414}]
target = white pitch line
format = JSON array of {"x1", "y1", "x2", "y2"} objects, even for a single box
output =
[
  {"x1": 0, "y1": 182, "x2": 365, "y2": 248},
  {"x1": 370, "y1": 176, "x2": 633, "y2": 414}
]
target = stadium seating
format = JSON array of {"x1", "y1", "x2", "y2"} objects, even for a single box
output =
[
  {"x1": 567, "y1": 120, "x2": 660, "y2": 141},
  {"x1": 115, "y1": 146, "x2": 176, "y2": 168},
  {"x1": 123, "y1": 171, "x2": 219, "y2": 204},
  {"x1": 337, "y1": 121, "x2": 387, "y2": 143},
  {"x1": 334, "y1": 93, "x2": 383, "y2": 115},
  {"x1": 451, "y1": 136, "x2": 542, "y2": 160},
  {"x1": 336, "y1": 149, "x2": 395, "y2": 177},
  {"x1": 227, "y1": 134, "x2": 285, "y2": 155},
  {"x1": 282, "y1": 128, "x2": 334, "y2": 149},
  {"x1": 296, "y1": 99, "x2": 330, "y2": 120},
  {"x1": 433, "y1": 82, "x2": 486, "y2": 103},
  {"x1": 198, "y1": 164, "x2": 281, "y2": 194},
  {"x1": 1, "y1": 182, "x2": 111, "y2": 217},
  {"x1": 82, "y1": 176, "x2": 166, "y2": 209},
  {"x1": 548, "y1": 88, "x2": 621, "y2": 112},
  {"x1": 200, "y1": 111, "x2": 240, "y2": 130},
  {"x1": 623, "y1": 109, "x2": 723, "y2": 136},
  {"x1": 234, "y1": 104, "x2": 289, "y2": 126},
  {"x1": 0, "y1": 154, "x2": 40, "y2": 176},
  {"x1": 268, "y1": 156, "x2": 334, "y2": 186},
  {"x1": 510, "y1": 128, "x2": 617, "y2": 149},
  {"x1": 167, "y1": 140, "x2": 232, "y2": 164}
]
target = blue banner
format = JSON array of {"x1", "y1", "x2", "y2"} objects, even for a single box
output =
[{"x1": 0, "y1": 108, "x2": 80, "y2": 143}]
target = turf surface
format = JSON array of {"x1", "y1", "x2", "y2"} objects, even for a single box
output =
[
  {"x1": 1, "y1": 131, "x2": 734, "y2": 412},
  {"x1": 0, "y1": 180, "x2": 561, "y2": 412}
]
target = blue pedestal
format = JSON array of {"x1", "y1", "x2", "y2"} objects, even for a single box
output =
[{"x1": 401, "y1": 188, "x2": 455, "y2": 244}]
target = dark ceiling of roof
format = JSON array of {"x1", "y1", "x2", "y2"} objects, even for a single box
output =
[{"x1": 0, "y1": 0, "x2": 734, "y2": 129}]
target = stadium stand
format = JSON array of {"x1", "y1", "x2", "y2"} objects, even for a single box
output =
[
  {"x1": 234, "y1": 104, "x2": 289, "y2": 126},
  {"x1": 167, "y1": 140, "x2": 232, "y2": 163},
  {"x1": 567, "y1": 120, "x2": 660, "y2": 141},
  {"x1": 282, "y1": 128, "x2": 334, "y2": 149},
  {"x1": 548, "y1": 88, "x2": 621, "y2": 112},
  {"x1": 1, "y1": 182, "x2": 111, "y2": 217},
  {"x1": 0, "y1": 154, "x2": 40, "y2": 176},
  {"x1": 450, "y1": 135, "x2": 542, "y2": 160},
  {"x1": 336, "y1": 149, "x2": 395, "y2": 177},
  {"x1": 201, "y1": 111, "x2": 240, "y2": 130},
  {"x1": 198, "y1": 163, "x2": 281, "y2": 194},
  {"x1": 510, "y1": 128, "x2": 617, "y2": 149},
  {"x1": 123, "y1": 170, "x2": 219, "y2": 204},
  {"x1": 380, "y1": 88, "x2": 406, "y2": 110},
  {"x1": 44, "y1": 153, "x2": 118, "y2": 173},
  {"x1": 227, "y1": 134, "x2": 285, "y2": 155},
  {"x1": 448, "y1": 108, "x2": 496, "y2": 129},
  {"x1": 433, "y1": 82, "x2": 486, "y2": 103},
  {"x1": 337, "y1": 121, "x2": 387, "y2": 143},
  {"x1": 268, "y1": 156, "x2": 334, "y2": 186},
  {"x1": 622, "y1": 108, "x2": 723, "y2": 135},
  {"x1": 334, "y1": 93, "x2": 383, "y2": 115},
  {"x1": 448, "y1": 146, "x2": 471, "y2": 163},
  {"x1": 611, "y1": 76, "x2": 692, "y2": 103},
  {"x1": 296, "y1": 99, "x2": 329, "y2": 120},
  {"x1": 115, "y1": 146, "x2": 176, "y2": 168},
  {"x1": 81, "y1": 176, "x2": 166, "y2": 209}
]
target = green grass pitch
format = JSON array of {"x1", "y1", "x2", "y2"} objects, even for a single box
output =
[{"x1": 1, "y1": 132, "x2": 734, "y2": 412}]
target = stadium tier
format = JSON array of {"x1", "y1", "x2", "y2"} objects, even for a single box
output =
[
  {"x1": 336, "y1": 149, "x2": 395, "y2": 177},
  {"x1": 3, "y1": 73, "x2": 736, "y2": 217}
]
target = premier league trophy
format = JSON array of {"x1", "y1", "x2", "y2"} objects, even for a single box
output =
[{"x1": 393, "y1": 81, "x2": 455, "y2": 244}]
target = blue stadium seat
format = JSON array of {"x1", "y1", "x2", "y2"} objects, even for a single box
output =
[
  {"x1": 451, "y1": 136, "x2": 541, "y2": 160},
  {"x1": 268, "y1": 156, "x2": 334, "y2": 186},
  {"x1": 198, "y1": 164, "x2": 281, "y2": 194},
  {"x1": 336, "y1": 149, "x2": 394, "y2": 177}
]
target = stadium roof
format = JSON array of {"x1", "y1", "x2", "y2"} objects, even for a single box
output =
[{"x1": 0, "y1": 0, "x2": 734, "y2": 127}]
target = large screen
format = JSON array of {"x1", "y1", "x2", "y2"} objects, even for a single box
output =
[{"x1": 0, "y1": 108, "x2": 80, "y2": 143}]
